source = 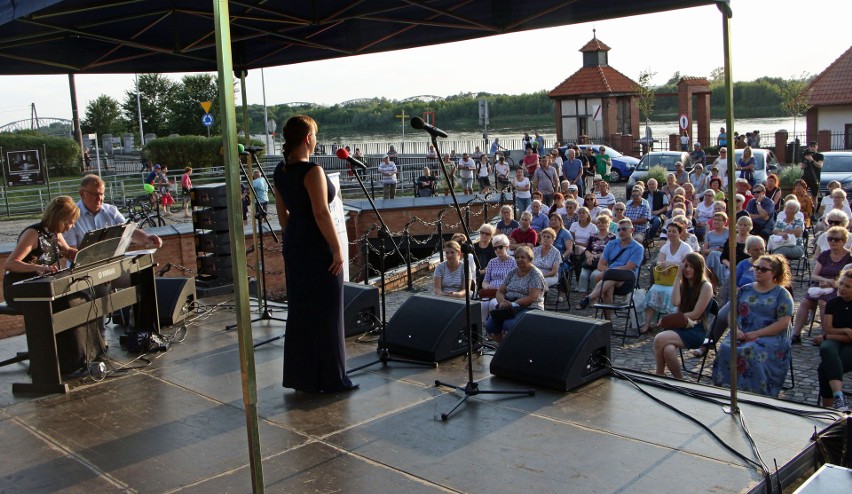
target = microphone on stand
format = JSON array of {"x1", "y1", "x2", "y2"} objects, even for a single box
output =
[
  {"x1": 336, "y1": 148, "x2": 368, "y2": 170},
  {"x1": 410, "y1": 116, "x2": 448, "y2": 138}
]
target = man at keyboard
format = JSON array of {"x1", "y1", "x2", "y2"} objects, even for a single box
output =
[{"x1": 65, "y1": 175, "x2": 163, "y2": 249}]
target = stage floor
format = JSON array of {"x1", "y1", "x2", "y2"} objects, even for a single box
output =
[{"x1": 0, "y1": 297, "x2": 844, "y2": 493}]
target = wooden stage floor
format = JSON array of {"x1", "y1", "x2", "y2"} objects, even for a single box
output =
[{"x1": 0, "y1": 297, "x2": 845, "y2": 493}]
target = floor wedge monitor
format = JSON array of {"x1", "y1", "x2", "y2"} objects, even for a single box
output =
[
  {"x1": 490, "y1": 312, "x2": 611, "y2": 391},
  {"x1": 156, "y1": 277, "x2": 196, "y2": 326},
  {"x1": 385, "y1": 293, "x2": 482, "y2": 362},
  {"x1": 343, "y1": 282, "x2": 380, "y2": 337}
]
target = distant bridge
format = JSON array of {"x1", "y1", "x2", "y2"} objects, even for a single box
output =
[{"x1": 0, "y1": 117, "x2": 73, "y2": 137}]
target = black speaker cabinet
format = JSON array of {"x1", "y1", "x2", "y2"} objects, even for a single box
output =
[
  {"x1": 190, "y1": 183, "x2": 227, "y2": 208},
  {"x1": 193, "y1": 207, "x2": 230, "y2": 232},
  {"x1": 197, "y1": 253, "x2": 233, "y2": 278},
  {"x1": 490, "y1": 312, "x2": 611, "y2": 391},
  {"x1": 385, "y1": 294, "x2": 481, "y2": 362},
  {"x1": 156, "y1": 277, "x2": 196, "y2": 326},
  {"x1": 195, "y1": 230, "x2": 231, "y2": 255},
  {"x1": 343, "y1": 282, "x2": 379, "y2": 336}
]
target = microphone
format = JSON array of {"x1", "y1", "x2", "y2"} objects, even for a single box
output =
[
  {"x1": 157, "y1": 263, "x2": 172, "y2": 277},
  {"x1": 336, "y1": 148, "x2": 367, "y2": 170},
  {"x1": 410, "y1": 116, "x2": 448, "y2": 138},
  {"x1": 244, "y1": 145, "x2": 264, "y2": 154}
]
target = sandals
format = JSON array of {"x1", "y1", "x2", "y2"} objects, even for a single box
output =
[{"x1": 575, "y1": 296, "x2": 590, "y2": 310}]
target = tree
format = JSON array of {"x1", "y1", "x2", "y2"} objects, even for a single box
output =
[
  {"x1": 122, "y1": 73, "x2": 175, "y2": 137},
  {"x1": 81, "y1": 95, "x2": 125, "y2": 136},
  {"x1": 636, "y1": 69, "x2": 656, "y2": 136},
  {"x1": 780, "y1": 73, "x2": 813, "y2": 154},
  {"x1": 166, "y1": 74, "x2": 220, "y2": 135}
]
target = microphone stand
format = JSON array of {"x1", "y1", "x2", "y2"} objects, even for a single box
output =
[
  {"x1": 225, "y1": 150, "x2": 288, "y2": 347},
  {"x1": 345, "y1": 163, "x2": 436, "y2": 374},
  {"x1": 428, "y1": 134, "x2": 534, "y2": 421}
]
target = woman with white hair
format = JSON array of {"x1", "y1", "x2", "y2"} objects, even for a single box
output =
[
  {"x1": 816, "y1": 210, "x2": 852, "y2": 252},
  {"x1": 817, "y1": 189, "x2": 852, "y2": 232},
  {"x1": 770, "y1": 199, "x2": 805, "y2": 259}
]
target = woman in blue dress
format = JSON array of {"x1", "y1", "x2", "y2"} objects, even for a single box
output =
[
  {"x1": 712, "y1": 254, "x2": 793, "y2": 397},
  {"x1": 274, "y1": 115, "x2": 357, "y2": 393}
]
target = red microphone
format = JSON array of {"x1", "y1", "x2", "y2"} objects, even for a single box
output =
[{"x1": 336, "y1": 148, "x2": 367, "y2": 170}]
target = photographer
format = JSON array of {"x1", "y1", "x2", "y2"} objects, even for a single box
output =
[{"x1": 802, "y1": 141, "x2": 824, "y2": 201}]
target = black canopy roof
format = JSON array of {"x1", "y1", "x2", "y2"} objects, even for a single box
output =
[{"x1": 1, "y1": 0, "x2": 716, "y2": 75}]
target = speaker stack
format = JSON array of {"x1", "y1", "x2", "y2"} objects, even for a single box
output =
[
  {"x1": 490, "y1": 312, "x2": 611, "y2": 391},
  {"x1": 191, "y1": 183, "x2": 234, "y2": 295},
  {"x1": 384, "y1": 294, "x2": 482, "y2": 362}
]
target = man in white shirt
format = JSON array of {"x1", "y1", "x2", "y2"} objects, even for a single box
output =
[
  {"x1": 378, "y1": 155, "x2": 398, "y2": 199},
  {"x1": 595, "y1": 180, "x2": 616, "y2": 210},
  {"x1": 457, "y1": 152, "x2": 476, "y2": 194}
]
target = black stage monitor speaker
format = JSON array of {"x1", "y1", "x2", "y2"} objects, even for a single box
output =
[
  {"x1": 490, "y1": 312, "x2": 611, "y2": 391},
  {"x1": 156, "y1": 277, "x2": 196, "y2": 326},
  {"x1": 343, "y1": 282, "x2": 379, "y2": 336},
  {"x1": 385, "y1": 294, "x2": 481, "y2": 362},
  {"x1": 190, "y1": 183, "x2": 227, "y2": 208}
]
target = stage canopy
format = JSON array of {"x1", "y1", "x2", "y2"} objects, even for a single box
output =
[{"x1": 0, "y1": 0, "x2": 717, "y2": 75}]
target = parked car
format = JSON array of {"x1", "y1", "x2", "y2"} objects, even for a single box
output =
[
  {"x1": 818, "y1": 151, "x2": 852, "y2": 197},
  {"x1": 626, "y1": 151, "x2": 692, "y2": 192},
  {"x1": 731, "y1": 149, "x2": 779, "y2": 185},
  {"x1": 559, "y1": 144, "x2": 639, "y2": 182}
]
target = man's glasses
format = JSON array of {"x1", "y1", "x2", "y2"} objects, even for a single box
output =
[
  {"x1": 617, "y1": 227, "x2": 630, "y2": 232},
  {"x1": 82, "y1": 190, "x2": 105, "y2": 198}
]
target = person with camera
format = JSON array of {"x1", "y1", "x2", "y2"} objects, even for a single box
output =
[{"x1": 802, "y1": 141, "x2": 824, "y2": 201}]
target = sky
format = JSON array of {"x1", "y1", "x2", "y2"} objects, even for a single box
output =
[{"x1": 0, "y1": 0, "x2": 850, "y2": 126}]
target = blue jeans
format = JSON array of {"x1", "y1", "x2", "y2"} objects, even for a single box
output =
[
  {"x1": 486, "y1": 306, "x2": 536, "y2": 335},
  {"x1": 648, "y1": 215, "x2": 663, "y2": 240},
  {"x1": 515, "y1": 196, "x2": 531, "y2": 217}
]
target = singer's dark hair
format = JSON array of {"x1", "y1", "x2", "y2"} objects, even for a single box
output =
[{"x1": 282, "y1": 115, "x2": 317, "y2": 156}]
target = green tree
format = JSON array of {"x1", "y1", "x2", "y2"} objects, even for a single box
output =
[
  {"x1": 167, "y1": 74, "x2": 220, "y2": 135},
  {"x1": 122, "y1": 73, "x2": 175, "y2": 137},
  {"x1": 81, "y1": 95, "x2": 126, "y2": 136},
  {"x1": 780, "y1": 73, "x2": 813, "y2": 144},
  {"x1": 637, "y1": 69, "x2": 656, "y2": 131}
]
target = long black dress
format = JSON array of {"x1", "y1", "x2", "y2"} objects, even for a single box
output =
[{"x1": 274, "y1": 161, "x2": 354, "y2": 392}]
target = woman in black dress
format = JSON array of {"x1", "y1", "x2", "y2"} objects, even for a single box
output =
[{"x1": 273, "y1": 115, "x2": 357, "y2": 393}]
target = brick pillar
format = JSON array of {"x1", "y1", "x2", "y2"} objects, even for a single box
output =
[
  {"x1": 678, "y1": 87, "x2": 692, "y2": 138},
  {"x1": 604, "y1": 97, "x2": 618, "y2": 141},
  {"x1": 578, "y1": 135, "x2": 589, "y2": 145},
  {"x1": 610, "y1": 132, "x2": 622, "y2": 148},
  {"x1": 775, "y1": 130, "x2": 788, "y2": 164},
  {"x1": 555, "y1": 100, "x2": 563, "y2": 143},
  {"x1": 629, "y1": 96, "x2": 640, "y2": 139},
  {"x1": 818, "y1": 129, "x2": 832, "y2": 151},
  {"x1": 621, "y1": 135, "x2": 635, "y2": 157},
  {"x1": 806, "y1": 108, "x2": 818, "y2": 145},
  {"x1": 669, "y1": 134, "x2": 679, "y2": 151},
  {"x1": 695, "y1": 93, "x2": 711, "y2": 149}
]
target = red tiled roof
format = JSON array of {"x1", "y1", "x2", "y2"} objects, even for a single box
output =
[
  {"x1": 808, "y1": 45, "x2": 852, "y2": 106},
  {"x1": 548, "y1": 66, "x2": 639, "y2": 98},
  {"x1": 579, "y1": 38, "x2": 610, "y2": 52}
]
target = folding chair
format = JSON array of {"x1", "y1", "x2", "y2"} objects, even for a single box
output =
[
  {"x1": 678, "y1": 298, "x2": 720, "y2": 383},
  {"x1": 592, "y1": 270, "x2": 639, "y2": 346},
  {"x1": 792, "y1": 229, "x2": 812, "y2": 286}
]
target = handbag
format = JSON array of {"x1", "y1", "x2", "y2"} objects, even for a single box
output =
[
  {"x1": 489, "y1": 306, "x2": 517, "y2": 326},
  {"x1": 657, "y1": 312, "x2": 690, "y2": 329},
  {"x1": 767, "y1": 234, "x2": 795, "y2": 252},
  {"x1": 653, "y1": 265, "x2": 678, "y2": 286},
  {"x1": 478, "y1": 288, "x2": 498, "y2": 299}
]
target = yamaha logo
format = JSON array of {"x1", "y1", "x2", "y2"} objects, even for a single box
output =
[{"x1": 97, "y1": 267, "x2": 116, "y2": 279}]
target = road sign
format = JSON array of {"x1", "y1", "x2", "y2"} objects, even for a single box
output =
[
  {"x1": 202, "y1": 113, "x2": 214, "y2": 127},
  {"x1": 200, "y1": 101, "x2": 212, "y2": 113},
  {"x1": 679, "y1": 114, "x2": 689, "y2": 130}
]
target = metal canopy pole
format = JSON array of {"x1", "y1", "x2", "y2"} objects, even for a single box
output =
[
  {"x1": 212, "y1": 1, "x2": 264, "y2": 491},
  {"x1": 718, "y1": 0, "x2": 738, "y2": 413}
]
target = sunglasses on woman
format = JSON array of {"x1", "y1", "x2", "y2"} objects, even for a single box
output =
[{"x1": 752, "y1": 265, "x2": 773, "y2": 273}]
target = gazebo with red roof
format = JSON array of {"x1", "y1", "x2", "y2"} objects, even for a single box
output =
[{"x1": 548, "y1": 34, "x2": 640, "y2": 149}]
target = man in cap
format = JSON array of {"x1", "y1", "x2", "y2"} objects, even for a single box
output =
[{"x1": 690, "y1": 142, "x2": 706, "y2": 165}]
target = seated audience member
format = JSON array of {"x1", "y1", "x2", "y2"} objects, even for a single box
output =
[
  {"x1": 712, "y1": 255, "x2": 794, "y2": 397},
  {"x1": 583, "y1": 193, "x2": 602, "y2": 221},
  {"x1": 575, "y1": 219, "x2": 644, "y2": 311},
  {"x1": 653, "y1": 253, "x2": 714, "y2": 378},
  {"x1": 694, "y1": 189, "x2": 717, "y2": 241},
  {"x1": 817, "y1": 180, "x2": 843, "y2": 218},
  {"x1": 534, "y1": 228, "x2": 562, "y2": 288},
  {"x1": 734, "y1": 194, "x2": 749, "y2": 220},
  {"x1": 708, "y1": 177, "x2": 726, "y2": 202},
  {"x1": 689, "y1": 164, "x2": 707, "y2": 195},
  {"x1": 509, "y1": 211, "x2": 539, "y2": 250},
  {"x1": 672, "y1": 214, "x2": 701, "y2": 252},
  {"x1": 494, "y1": 156, "x2": 511, "y2": 192},
  {"x1": 814, "y1": 268, "x2": 852, "y2": 411},
  {"x1": 662, "y1": 173, "x2": 680, "y2": 201},
  {"x1": 596, "y1": 181, "x2": 616, "y2": 210},
  {"x1": 667, "y1": 193, "x2": 693, "y2": 222},
  {"x1": 416, "y1": 167, "x2": 437, "y2": 197},
  {"x1": 735, "y1": 178, "x2": 754, "y2": 207},
  {"x1": 578, "y1": 215, "x2": 615, "y2": 293},
  {"x1": 769, "y1": 199, "x2": 805, "y2": 259},
  {"x1": 792, "y1": 226, "x2": 852, "y2": 343},
  {"x1": 695, "y1": 236, "x2": 766, "y2": 357},
  {"x1": 549, "y1": 193, "x2": 567, "y2": 218},
  {"x1": 642, "y1": 222, "x2": 693, "y2": 333},
  {"x1": 496, "y1": 205, "x2": 519, "y2": 236},
  {"x1": 702, "y1": 212, "x2": 729, "y2": 285},
  {"x1": 745, "y1": 183, "x2": 776, "y2": 239},
  {"x1": 682, "y1": 181, "x2": 698, "y2": 207},
  {"x1": 713, "y1": 216, "x2": 753, "y2": 295},
  {"x1": 529, "y1": 200, "x2": 549, "y2": 232},
  {"x1": 484, "y1": 246, "x2": 547, "y2": 343},
  {"x1": 569, "y1": 207, "x2": 596, "y2": 256},
  {"x1": 563, "y1": 199, "x2": 579, "y2": 230},
  {"x1": 548, "y1": 213, "x2": 574, "y2": 270},
  {"x1": 480, "y1": 234, "x2": 517, "y2": 320},
  {"x1": 433, "y1": 241, "x2": 473, "y2": 299},
  {"x1": 643, "y1": 178, "x2": 669, "y2": 240},
  {"x1": 624, "y1": 188, "x2": 652, "y2": 242},
  {"x1": 793, "y1": 179, "x2": 815, "y2": 226},
  {"x1": 673, "y1": 161, "x2": 689, "y2": 185},
  {"x1": 610, "y1": 202, "x2": 627, "y2": 230},
  {"x1": 764, "y1": 173, "x2": 783, "y2": 211},
  {"x1": 565, "y1": 183, "x2": 583, "y2": 207},
  {"x1": 473, "y1": 224, "x2": 496, "y2": 289},
  {"x1": 817, "y1": 189, "x2": 852, "y2": 232},
  {"x1": 816, "y1": 210, "x2": 852, "y2": 252}
]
